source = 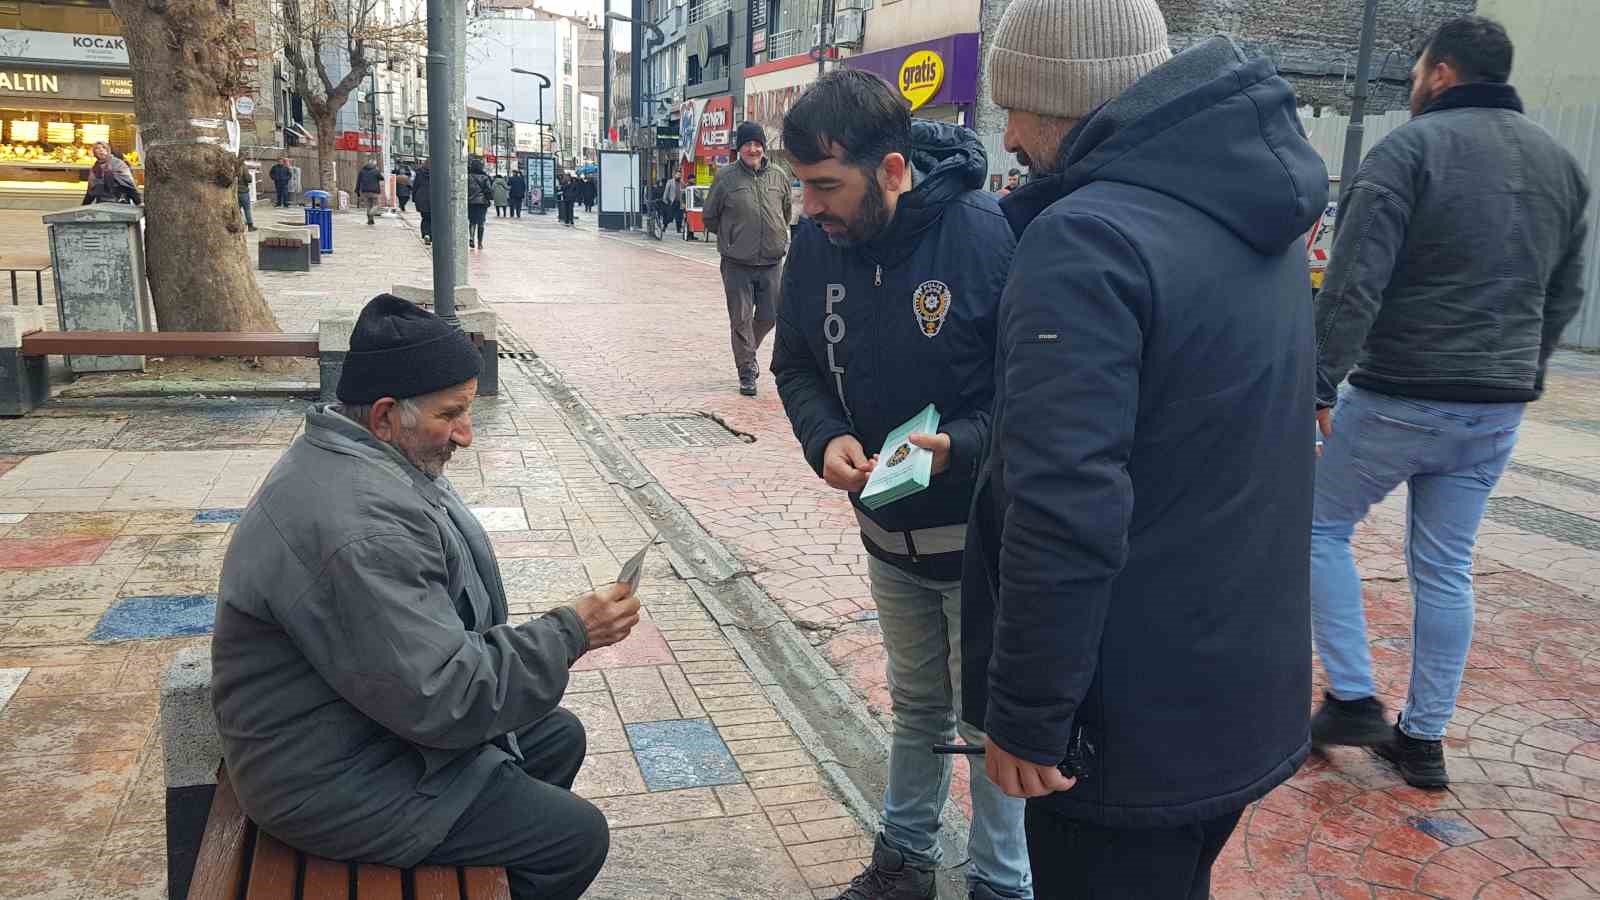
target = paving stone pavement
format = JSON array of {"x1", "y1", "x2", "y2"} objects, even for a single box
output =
[
  {"x1": 470, "y1": 213, "x2": 1600, "y2": 898},
  {"x1": 6, "y1": 205, "x2": 1600, "y2": 898},
  {"x1": 0, "y1": 208, "x2": 870, "y2": 900}
]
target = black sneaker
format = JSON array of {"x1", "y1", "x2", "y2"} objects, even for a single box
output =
[
  {"x1": 1311, "y1": 692, "x2": 1393, "y2": 748},
  {"x1": 1373, "y1": 723, "x2": 1449, "y2": 789},
  {"x1": 832, "y1": 835, "x2": 935, "y2": 900},
  {"x1": 739, "y1": 382, "x2": 757, "y2": 397}
]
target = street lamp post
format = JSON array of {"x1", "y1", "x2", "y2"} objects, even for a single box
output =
[
  {"x1": 366, "y1": 69, "x2": 394, "y2": 165},
  {"x1": 510, "y1": 68, "x2": 552, "y2": 213},
  {"x1": 476, "y1": 96, "x2": 506, "y2": 175},
  {"x1": 1338, "y1": 0, "x2": 1379, "y2": 208},
  {"x1": 426, "y1": 0, "x2": 461, "y2": 323},
  {"x1": 405, "y1": 114, "x2": 426, "y2": 161}
]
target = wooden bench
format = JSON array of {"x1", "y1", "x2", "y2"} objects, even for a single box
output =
[
  {"x1": 19, "y1": 330, "x2": 321, "y2": 359},
  {"x1": 190, "y1": 766, "x2": 511, "y2": 900}
]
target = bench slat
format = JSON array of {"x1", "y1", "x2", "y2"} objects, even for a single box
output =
[
  {"x1": 356, "y1": 863, "x2": 404, "y2": 900},
  {"x1": 461, "y1": 867, "x2": 513, "y2": 900},
  {"x1": 302, "y1": 856, "x2": 352, "y2": 899},
  {"x1": 19, "y1": 331, "x2": 320, "y2": 358},
  {"x1": 186, "y1": 769, "x2": 252, "y2": 900},
  {"x1": 413, "y1": 866, "x2": 461, "y2": 900},
  {"x1": 244, "y1": 830, "x2": 299, "y2": 900}
]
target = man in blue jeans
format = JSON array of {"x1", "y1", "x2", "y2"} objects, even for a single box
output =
[
  {"x1": 1312, "y1": 16, "x2": 1590, "y2": 788},
  {"x1": 772, "y1": 71, "x2": 1028, "y2": 900}
]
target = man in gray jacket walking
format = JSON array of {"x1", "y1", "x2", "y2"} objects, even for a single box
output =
[
  {"x1": 213, "y1": 294, "x2": 642, "y2": 899},
  {"x1": 1311, "y1": 16, "x2": 1589, "y2": 789},
  {"x1": 704, "y1": 121, "x2": 793, "y2": 396}
]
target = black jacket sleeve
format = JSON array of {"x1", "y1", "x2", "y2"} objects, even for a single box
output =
[
  {"x1": 1540, "y1": 170, "x2": 1591, "y2": 389},
  {"x1": 1313, "y1": 142, "x2": 1413, "y2": 407},
  {"x1": 986, "y1": 213, "x2": 1148, "y2": 766},
  {"x1": 772, "y1": 258, "x2": 854, "y2": 476}
]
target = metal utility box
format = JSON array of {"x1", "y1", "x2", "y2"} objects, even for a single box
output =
[{"x1": 42, "y1": 202, "x2": 155, "y2": 373}]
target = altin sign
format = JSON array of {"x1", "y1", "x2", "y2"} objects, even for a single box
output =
[{"x1": 0, "y1": 71, "x2": 60, "y2": 94}]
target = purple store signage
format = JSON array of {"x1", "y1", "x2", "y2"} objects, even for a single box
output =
[{"x1": 843, "y1": 33, "x2": 979, "y2": 110}]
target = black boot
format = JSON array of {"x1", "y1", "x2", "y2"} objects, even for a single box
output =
[
  {"x1": 832, "y1": 835, "x2": 935, "y2": 900},
  {"x1": 1374, "y1": 723, "x2": 1450, "y2": 789},
  {"x1": 1311, "y1": 692, "x2": 1393, "y2": 748}
]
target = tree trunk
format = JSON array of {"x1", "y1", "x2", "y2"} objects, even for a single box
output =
[
  {"x1": 107, "y1": 0, "x2": 279, "y2": 333},
  {"x1": 314, "y1": 111, "x2": 339, "y2": 192}
]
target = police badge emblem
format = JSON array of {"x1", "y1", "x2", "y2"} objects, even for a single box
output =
[
  {"x1": 886, "y1": 443, "x2": 912, "y2": 467},
  {"x1": 912, "y1": 280, "x2": 952, "y2": 338}
]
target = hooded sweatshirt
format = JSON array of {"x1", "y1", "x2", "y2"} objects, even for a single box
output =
[
  {"x1": 963, "y1": 37, "x2": 1328, "y2": 827},
  {"x1": 773, "y1": 120, "x2": 1016, "y2": 581}
]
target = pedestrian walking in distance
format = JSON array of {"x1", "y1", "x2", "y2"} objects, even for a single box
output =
[
  {"x1": 968, "y1": 0, "x2": 1328, "y2": 894},
  {"x1": 467, "y1": 157, "x2": 493, "y2": 249},
  {"x1": 358, "y1": 161, "x2": 384, "y2": 225},
  {"x1": 237, "y1": 163, "x2": 257, "y2": 232},
  {"x1": 508, "y1": 169, "x2": 527, "y2": 219},
  {"x1": 413, "y1": 160, "x2": 433, "y2": 245},
  {"x1": 394, "y1": 166, "x2": 413, "y2": 213},
  {"x1": 213, "y1": 293, "x2": 641, "y2": 900},
  {"x1": 1310, "y1": 16, "x2": 1590, "y2": 789},
  {"x1": 773, "y1": 69, "x2": 1029, "y2": 900},
  {"x1": 704, "y1": 121, "x2": 792, "y2": 396},
  {"x1": 664, "y1": 174, "x2": 684, "y2": 234},
  {"x1": 270, "y1": 158, "x2": 294, "y2": 207},
  {"x1": 492, "y1": 174, "x2": 510, "y2": 218}
]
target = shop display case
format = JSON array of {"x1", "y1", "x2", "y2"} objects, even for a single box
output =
[{"x1": 0, "y1": 108, "x2": 141, "y2": 207}]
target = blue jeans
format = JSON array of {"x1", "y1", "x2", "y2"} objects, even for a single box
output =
[
  {"x1": 868, "y1": 556, "x2": 1032, "y2": 898},
  {"x1": 1311, "y1": 386, "x2": 1523, "y2": 741}
]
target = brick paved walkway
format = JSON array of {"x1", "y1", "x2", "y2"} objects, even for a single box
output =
[
  {"x1": 5, "y1": 205, "x2": 1600, "y2": 898},
  {"x1": 477, "y1": 214, "x2": 1600, "y2": 899},
  {"x1": 0, "y1": 209, "x2": 871, "y2": 899}
]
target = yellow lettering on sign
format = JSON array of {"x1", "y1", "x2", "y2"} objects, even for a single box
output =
[
  {"x1": 0, "y1": 72, "x2": 61, "y2": 93},
  {"x1": 898, "y1": 50, "x2": 945, "y2": 111}
]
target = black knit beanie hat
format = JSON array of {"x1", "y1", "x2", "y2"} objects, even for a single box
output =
[
  {"x1": 735, "y1": 121, "x2": 766, "y2": 151},
  {"x1": 336, "y1": 294, "x2": 481, "y2": 404}
]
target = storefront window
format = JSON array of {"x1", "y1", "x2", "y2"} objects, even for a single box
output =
[{"x1": 0, "y1": 106, "x2": 140, "y2": 196}]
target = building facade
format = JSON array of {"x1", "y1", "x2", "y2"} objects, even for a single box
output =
[{"x1": 1475, "y1": 0, "x2": 1600, "y2": 110}]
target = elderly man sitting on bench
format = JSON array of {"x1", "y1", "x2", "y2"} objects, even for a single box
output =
[{"x1": 212, "y1": 294, "x2": 640, "y2": 900}]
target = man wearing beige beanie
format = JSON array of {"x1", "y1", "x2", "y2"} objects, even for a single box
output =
[{"x1": 961, "y1": 0, "x2": 1328, "y2": 894}]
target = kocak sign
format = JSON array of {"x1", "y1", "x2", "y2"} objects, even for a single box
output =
[{"x1": 0, "y1": 28, "x2": 130, "y2": 66}]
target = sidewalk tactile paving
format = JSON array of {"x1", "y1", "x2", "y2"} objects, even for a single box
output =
[
  {"x1": 88, "y1": 595, "x2": 217, "y2": 641},
  {"x1": 627, "y1": 719, "x2": 743, "y2": 791}
]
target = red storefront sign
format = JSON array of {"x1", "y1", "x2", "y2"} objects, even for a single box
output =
[{"x1": 335, "y1": 130, "x2": 382, "y2": 153}]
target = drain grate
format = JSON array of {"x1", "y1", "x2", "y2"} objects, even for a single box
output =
[
  {"x1": 620, "y1": 413, "x2": 751, "y2": 449},
  {"x1": 1484, "y1": 497, "x2": 1600, "y2": 551},
  {"x1": 1505, "y1": 462, "x2": 1600, "y2": 496}
]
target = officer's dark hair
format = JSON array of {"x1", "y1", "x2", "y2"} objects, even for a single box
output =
[
  {"x1": 1421, "y1": 16, "x2": 1513, "y2": 84},
  {"x1": 783, "y1": 69, "x2": 912, "y2": 173}
]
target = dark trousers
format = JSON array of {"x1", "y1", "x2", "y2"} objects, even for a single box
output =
[
  {"x1": 398, "y1": 195, "x2": 410, "y2": 212},
  {"x1": 421, "y1": 708, "x2": 608, "y2": 900},
  {"x1": 720, "y1": 258, "x2": 781, "y2": 383},
  {"x1": 509, "y1": 195, "x2": 524, "y2": 218},
  {"x1": 468, "y1": 204, "x2": 488, "y2": 245},
  {"x1": 274, "y1": 184, "x2": 290, "y2": 207},
  {"x1": 419, "y1": 209, "x2": 432, "y2": 240},
  {"x1": 1026, "y1": 803, "x2": 1242, "y2": 899}
]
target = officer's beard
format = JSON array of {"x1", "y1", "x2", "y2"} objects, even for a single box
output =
[{"x1": 819, "y1": 175, "x2": 891, "y2": 249}]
